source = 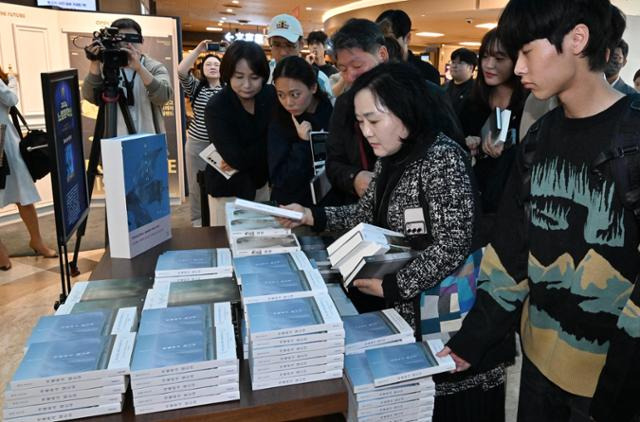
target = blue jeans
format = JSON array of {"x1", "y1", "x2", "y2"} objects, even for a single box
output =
[{"x1": 517, "y1": 355, "x2": 591, "y2": 422}]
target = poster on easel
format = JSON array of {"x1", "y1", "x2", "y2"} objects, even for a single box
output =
[{"x1": 41, "y1": 69, "x2": 89, "y2": 244}]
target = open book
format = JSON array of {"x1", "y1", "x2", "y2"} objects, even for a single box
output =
[{"x1": 199, "y1": 143, "x2": 238, "y2": 180}]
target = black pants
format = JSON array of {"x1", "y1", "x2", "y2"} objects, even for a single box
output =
[
  {"x1": 517, "y1": 355, "x2": 591, "y2": 422},
  {"x1": 432, "y1": 382, "x2": 505, "y2": 422}
]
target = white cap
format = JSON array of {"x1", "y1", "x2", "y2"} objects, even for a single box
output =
[{"x1": 267, "y1": 14, "x2": 303, "y2": 43}]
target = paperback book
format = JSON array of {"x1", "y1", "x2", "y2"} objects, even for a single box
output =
[
  {"x1": 199, "y1": 143, "x2": 238, "y2": 179},
  {"x1": 343, "y1": 309, "x2": 414, "y2": 355},
  {"x1": 133, "y1": 390, "x2": 240, "y2": 415},
  {"x1": 3, "y1": 392, "x2": 122, "y2": 419},
  {"x1": 327, "y1": 223, "x2": 404, "y2": 256},
  {"x1": 4, "y1": 381, "x2": 126, "y2": 409},
  {"x1": 233, "y1": 251, "x2": 313, "y2": 284},
  {"x1": 230, "y1": 234, "x2": 301, "y2": 257},
  {"x1": 240, "y1": 268, "x2": 327, "y2": 304},
  {"x1": 154, "y1": 248, "x2": 232, "y2": 278},
  {"x1": 5, "y1": 402, "x2": 124, "y2": 422},
  {"x1": 62, "y1": 277, "x2": 153, "y2": 303},
  {"x1": 143, "y1": 277, "x2": 240, "y2": 309},
  {"x1": 342, "y1": 251, "x2": 419, "y2": 288},
  {"x1": 233, "y1": 198, "x2": 303, "y2": 220},
  {"x1": 137, "y1": 303, "x2": 233, "y2": 335},
  {"x1": 132, "y1": 372, "x2": 238, "y2": 398},
  {"x1": 326, "y1": 284, "x2": 359, "y2": 317},
  {"x1": 55, "y1": 297, "x2": 146, "y2": 316}
]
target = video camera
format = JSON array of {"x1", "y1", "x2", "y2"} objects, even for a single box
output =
[{"x1": 85, "y1": 27, "x2": 142, "y2": 68}]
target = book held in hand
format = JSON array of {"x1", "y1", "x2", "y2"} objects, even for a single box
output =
[
  {"x1": 199, "y1": 143, "x2": 238, "y2": 179},
  {"x1": 233, "y1": 198, "x2": 303, "y2": 221}
]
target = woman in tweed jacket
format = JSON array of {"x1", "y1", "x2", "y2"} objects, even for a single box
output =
[{"x1": 280, "y1": 62, "x2": 512, "y2": 422}]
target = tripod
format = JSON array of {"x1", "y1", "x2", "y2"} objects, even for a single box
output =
[{"x1": 68, "y1": 65, "x2": 136, "y2": 277}]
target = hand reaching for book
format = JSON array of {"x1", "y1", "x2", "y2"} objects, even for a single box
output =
[
  {"x1": 276, "y1": 203, "x2": 314, "y2": 228},
  {"x1": 436, "y1": 346, "x2": 471, "y2": 373},
  {"x1": 352, "y1": 278, "x2": 383, "y2": 297},
  {"x1": 481, "y1": 134, "x2": 505, "y2": 158}
]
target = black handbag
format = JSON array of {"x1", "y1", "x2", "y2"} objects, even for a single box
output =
[{"x1": 9, "y1": 106, "x2": 50, "y2": 181}]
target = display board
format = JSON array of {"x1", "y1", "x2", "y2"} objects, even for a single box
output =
[
  {"x1": 41, "y1": 69, "x2": 90, "y2": 243},
  {"x1": 37, "y1": 0, "x2": 97, "y2": 11}
]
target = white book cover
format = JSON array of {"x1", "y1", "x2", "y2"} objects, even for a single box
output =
[
  {"x1": 133, "y1": 383, "x2": 239, "y2": 407},
  {"x1": 154, "y1": 248, "x2": 232, "y2": 277},
  {"x1": 344, "y1": 309, "x2": 414, "y2": 354},
  {"x1": 480, "y1": 107, "x2": 513, "y2": 146},
  {"x1": 350, "y1": 394, "x2": 434, "y2": 419},
  {"x1": 250, "y1": 360, "x2": 343, "y2": 384},
  {"x1": 240, "y1": 268, "x2": 327, "y2": 304},
  {"x1": 130, "y1": 367, "x2": 238, "y2": 391},
  {"x1": 249, "y1": 337, "x2": 345, "y2": 360},
  {"x1": 250, "y1": 353, "x2": 344, "y2": 377},
  {"x1": 245, "y1": 294, "x2": 342, "y2": 341},
  {"x1": 199, "y1": 143, "x2": 238, "y2": 179},
  {"x1": 233, "y1": 251, "x2": 313, "y2": 285},
  {"x1": 231, "y1": 234, "x2": 301, "y2": 257},
  {"x1": 3, "y1": 392, "x2": 122, "y2": 419},
  {"x1": 154, "y1": 272, "x2": 233, "y2": 283},
  {"x1": 353, "y1": 391, "x2": 434, "y2": 413},
  {"x1": 132, "y1": 373, "x2": 238, "y2": 398},
  {"x1": 10, "y1": 333, "x2": 135, "y2": 390},
  {"x1": 251, "y1": 345, "x2": 344, "y2": 367},
  {"x1": 351, "y1": 379, "x2": 434, "y2": 403},
  {"x1": 336, "y1": 240, "x2": 391, "y2": 280},
  {"x1": 6, "y1": 401, "x2": 123, "y2": 422},
  {"x1": 233, "y1": 198, "x2": 303, "y2": 220},
  {"x1": 3, "y1": 376, "x2": 124, "y2": 401},
  {"x1": 101, "y1": 133, "x2": 171, "y2": 259},
  {"x1": 326, "y1": 223, "x2": 403, "y2": 256},
  {"x1": 250, "y1": 368, "x2": 343, "y2": 391},
  {"x1": 226, "y1": 213, "x2": 291, "y2": 239},
  {"x1": 356, "y1": 404, "x2": 433, "y2": 422},
  {"x1": 4, "y1": 382, "x2": 125, "y2": 409},
  {"x1": 133, "y1": 390, "x2": 240, "y2": 415}
]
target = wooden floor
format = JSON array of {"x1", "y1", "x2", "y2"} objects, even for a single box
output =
[{"x1": 0, "y1": 249, "x2": 104, "y2": 411}]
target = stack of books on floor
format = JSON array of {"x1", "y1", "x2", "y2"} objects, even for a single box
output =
[
  {"x1": 129, "y1": 303, "x2": 239, "y2": 415},
  {"x1": 344, "y1": 340, "x2": 454, "y2": 422},
  {"x1": 154, "y1": 248, "x2": 233, "y2": 282},
  {"x1": 343, "y1": 309, "x2": 414, "y2": 355},
  {"x1": 4, "y1": 332, "x2": 135, "y2": 421},
  {"x1": 244, "y1": 293, "x2": 345, "y2": 390},
  {"x1": 226, "y1": 200, "x2": 302, "y2": 256},
  {"x1": 326, "y1": 223, "x2": 413, "y2": 288}
]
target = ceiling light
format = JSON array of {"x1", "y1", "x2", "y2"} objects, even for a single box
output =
[
  {"x1": 459, "y1": 41, "x2": 481, "y2": 47},
  {"x1": 221, "y1": 17, "x2": 227, "y2": 20},
  {"x1": 475, "y1": 23, "x2": 497, "y2": 30},
  {"x1": 306, "y1": 7, "x2": 312, "y2": 10},
  {"x1": 323, "y1": 0, "x2": 408, "y2": 22},
  {"x1": 416, "y1": 32, "x2": 444, "y2": 37},
  {"x1": 232, "y1": 0, "x2": 239, "y2": 3},
  {"x1": 226, "y1": 8, "x2": 233, "y2": 12},
  {"x1": 218, "y1": 22, "x2": 223, "y2": 26},
  {"x1": 206, "y1": 27, "x2": 223, "y2": 32}
]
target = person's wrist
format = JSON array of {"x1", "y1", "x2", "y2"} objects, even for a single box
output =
[{"x1": 304, "y1": 207, "x2": 314, "y2": 226}]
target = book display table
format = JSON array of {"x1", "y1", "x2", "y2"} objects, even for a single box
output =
[{"x1": 86, "y1": 227, "x2": 347, "y2": 421}]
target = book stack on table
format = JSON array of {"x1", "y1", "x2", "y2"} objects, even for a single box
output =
[
  {"x1": 4, "y1": 331, "x2": 135, "y2": 421},
  {"x1": 343, "y1": 309, "x2": 415, "y2": 355},
  {"x1": 226, "y1": 200, "x2": 302, "y2": 257},
  {"x1": 129, "y1": 303, "x2": 240, "y2": 415},
  {"x1": 344, "y1": 340, "x2": 455, "y2": 422},
  {"x1": 326, "y1": 283, "x2": 359, "y2": 317},
  {"x1": 244, "y1": 293, "x2": 345, "y2": 390},
  {"x1": 154, "y1": 248, "x2": 233, "y2": 282}
]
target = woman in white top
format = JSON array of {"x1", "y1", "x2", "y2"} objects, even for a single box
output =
[
  {"x1": 178, "y1": 40, "x2": 223, "y2": 226},
  {"x1": 0, "y1": 66, "x2": 57, "y2": 270}
]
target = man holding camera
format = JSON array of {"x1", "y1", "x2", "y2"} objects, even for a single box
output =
[{"x1": 82, "y1": 18, "x2": 173, "y2": 135}]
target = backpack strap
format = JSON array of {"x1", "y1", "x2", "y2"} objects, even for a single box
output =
[
  {"x1": 190, "y1": 81, "x2": 206, "y2": 105},
  {"x1": 9, "y1": 106, "x2": 29, "y2": 140}
]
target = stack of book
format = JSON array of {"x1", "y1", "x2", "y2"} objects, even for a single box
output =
[
  {"x1": 344, "y1": 340, "x2": 454, "y2": 422},
  {"x1": 233, "y1": 251, "x2": 315, "y2": 286},
  {"x1": 4, "y1": 334, "x2": 135, "y2": 421},
  {"x1": 129, "y1": 303, "x2": 239, "y2": 415},
  {"x1": 226, "y1": 200, "x2": 302, "y2": 257},
  {"x1": 299, "y1": 235, "x2": 335, "y2": 271},
  {"x1": 343, "y1": 309, "x2": 414, "y2": 355},
  {"x1": 326, "y1": 284, "x2": 359, "y2": 317},
  {"x1": 244, "y1": 293, "x2": 345, "y2": 390},
  {"x1": 327, "y1": 223, "x2": 413, "y2": 288},
  {"x1": 154, "y1": 248, "x2": 233, "y2": 282},
  {"x1": 144, "y1": 277, "x2": 241, "y2": 310}
]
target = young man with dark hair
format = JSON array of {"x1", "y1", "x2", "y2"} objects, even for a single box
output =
[
  {"x1": 82, "y1": 17, "x2": 173, "y2": 134},
  {"x1": 306, "y1": 30, "x2": 338, "y2": 77},
  {"x1": 446, "y1": 48, "x2": 477, "y2": 115},
  {"x1": 440, "y1": 1, "x2": 640, "y2": 421},
  {"x1": 375, "y1": 9, "x2": 440, "y2": 85},
  {"x1": 605, "y1": 39, "x2": 637, "y2": 94}
]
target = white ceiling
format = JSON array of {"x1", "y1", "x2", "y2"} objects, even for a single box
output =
[{"x1": 157, "y1": 0, "x2": 505, "y2": 47}]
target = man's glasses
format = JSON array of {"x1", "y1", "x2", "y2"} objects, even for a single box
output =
[{"x1": 270, "y1": 40, "x2": 297, "y2": 50}]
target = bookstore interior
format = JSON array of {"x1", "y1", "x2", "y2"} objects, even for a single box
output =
[{"x1": 0, "y1": 0, "x2": 639, "y2": 421}]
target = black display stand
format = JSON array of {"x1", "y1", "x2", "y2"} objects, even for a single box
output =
[{"x1": 40, "y1": 69, "x2": 90, "y2": 308}]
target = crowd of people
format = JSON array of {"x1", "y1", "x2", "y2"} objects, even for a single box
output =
[{"x1": 0, "y1": 0, "x2": 638, "y2": 420}]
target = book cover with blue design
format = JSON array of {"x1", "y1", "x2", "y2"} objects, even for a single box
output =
[
  {"x1": 343, "y1": 309, "x2": 413, "y2": 354},
  {"x1": 138, "y1": 305, "x2": 211, "y2": 336},
  {"x1": 245, "y1": 294, "x2": 342, "y2": 340},
  {"x1": 102, "y1": 133, "x2": 171, "y2": 259},
  {"x1": 326, "y1": 284, "x2": 358, "y2": 317},
  {"x1": 241, "y1": 269, "x2": 327, "y2": 303},
  {"x1": 63, "y1": 277, "x2": 153, "y2": 304},
  {"x1": 230, "y1": 234, "x2": 300, "y2": 257},
  {"x1": 26, "y1": 310, "x2": 114, "y2": 347},
  {"x1": 144, "y1": 278, "x2": 240, "y2": 310},
  {"x1": 344, "y1": 353, "x2": 374, "y2": 393},
  {"x1": 155, "y1": 249, "x2": 232, "y2": 277},
  {"x1": 365, "y1": 340, "x2": 455, "y2": 387}
]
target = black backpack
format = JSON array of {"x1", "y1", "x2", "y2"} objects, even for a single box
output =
[{"x1": 520, "y1": 94, "x2": 640, "y2": 228}]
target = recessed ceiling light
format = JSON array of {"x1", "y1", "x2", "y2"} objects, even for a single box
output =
[
  {"x1": 459, "y1": 41, "x2": 481, "y2": 47},
  {"x1": 221, "y1": 17, "x2": 227, "y2": 20},
  {"x1": 206, "y1": 27, "x2": 223, "y2": 32},
  {"x1": 475, "y1": 23, "x2": 497, "y2": 30},
  {"x1": 416, "y1": 32, "x2": 444, "y2": 37},
  {"x1": 232, "y1": 0, "x2": 239, "y2": 3},
  {"x1": 226, "y1": 8, "x2": 233, "y2": 13},
  {"x1": 306, "y1": 7, "x2": 312, "y2": 10}
]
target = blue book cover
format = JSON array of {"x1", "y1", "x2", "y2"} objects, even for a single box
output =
[
  {"x1": 12, "y1": 336, "x2": 114, "y2": 382},
  {"x1": 246, "y1": 297, "x2": 323, "y2": 334},
  {"x1": 233, "y1": 253, "x2": 298, "y2": 276},
  {"x1": 119, "y1": 133, "x2": 170, "y2": 232},
  {"x1": 327, "y1": 284, "x2": 358, "y2": 317},
  {"x1": 344, "y1": 353, "x2": 374, "y2": 391},
  {"x1": 80, "y1": 277, "x2": 153, "y2": 301},
  {"x1": 365, "y1": 342, "x2": 438, "y2": 381},
  {"x1": 138, "y1": 305, "x2": 211, "y2": 336},
  {"x1": 26, "y1": 310, "x2": 113, "y2": 347},
  {"x1": 343, "y1": 312, "x2": 396, "y2": 346},
  {"x1": 241, "y1": 271, "x2": 310, "y2": 298},
  {"x1": 130, "y1": 329, "x2": 212, "y2": 371},
  {"x1": 168, "y1": 277, "x2": 240, "y2": 305},
  {"x1": 155, "y1": 249, "x2": 217, "y2": 273}
]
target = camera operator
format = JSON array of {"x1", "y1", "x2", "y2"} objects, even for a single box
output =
[{"x1": 82, "y1": 18, "x2": 173, "y2": 135}]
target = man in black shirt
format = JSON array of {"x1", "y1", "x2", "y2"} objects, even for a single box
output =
[
  {"x1": 375, "y1": 9, "x2": 440, "y2": 85},
  {"x1": 446, "y1": 48, "x2": 477, "y2": 116}
]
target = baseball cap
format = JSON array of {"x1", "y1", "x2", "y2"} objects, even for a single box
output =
[{"x1": 267, "y1": 14, "x2": 303, "y2": 43}]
